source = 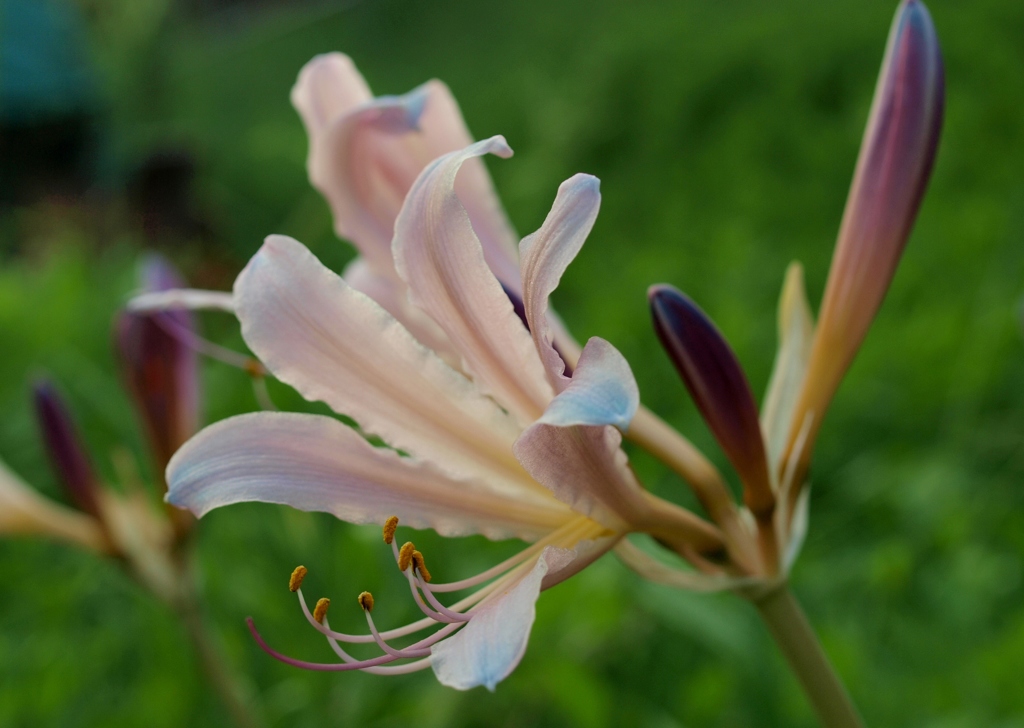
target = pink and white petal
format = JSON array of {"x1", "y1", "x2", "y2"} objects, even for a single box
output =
[
  {"x1": 519, "y1": 174, "x2": 601, "y2": 389},
  {"x1": 234, "y1": 236, "x2": 540, "y2": 495},
  {"x1": 515, "y1": 343, "x2": 722, "y2": 552},
  {"x1": 541, "y1": 531, "x2": 621, "y2": 589},
  {"x1": 394, "y1": 137, "x2": 553, "y2": 423},
  {"x1": 761, "y1": 263, "x2": 814, "y2": 473},
  {"x1": 314, "y1": 85, "x2": 434, "y2": 274},
  {"x1": 536, "y1": 337, "x2": 638, "y2": 432},
  {"x1": 419, "y1": 82, "x2": 521, "y2": 288},
  {"x1": 342, "y1": 257, "x2": 460, "y2": 367},
  {"x1": 291, "y1": 53, "x2": 372, "y2": 142},
  {"x1": 166, "y1": 412, "x2": 572, "y2": 542},
  {"x1": 514, "y1": 422, "x2": 719, "y2": 555},
  {"x1": 128, "y1": 289, "x2": 235, "y2": 314},
  {"x1": 431, "y1": 547, "x2": 573, "y2": 691}
]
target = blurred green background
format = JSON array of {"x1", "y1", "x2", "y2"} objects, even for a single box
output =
[{"x1": 2, "y1": 0, "x2": 1024, "y2": 725}]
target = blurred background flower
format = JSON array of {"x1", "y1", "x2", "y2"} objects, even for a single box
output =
[{"x1": 1, "y1": 0, "x2": 1024, "y2": 726}]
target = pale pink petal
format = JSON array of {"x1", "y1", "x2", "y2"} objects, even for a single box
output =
[
  {"x1": 233, "y1": 235, "x2": 542, "y2": 496},
  {"x1": 431, "y1": 547, "x2": 573, "y2": 691},
  {"x1": 166, "y1": 412, "x2": 572, "y2": 542},
  {"x1": 393, "y1": 138, "x2": 553, "y2": 423},
  {"x1": 514, "y1": 421, "x2": 719, "y2": 554},
  {"x1": 342, "y1": 257, "x2": 459, "y2": 366},
  {"x1": 536, "y1": 337, "x2": 638, "y2": 432},
  {"x1": 306, "y1": 71, "x2": 521, "y2": 288},
  {"x1": 312, "y1": 86, "x2": 433, "y2": 274},
  {"x1": 540, "y1": 533, "x2": 620, "y2": 589},
  {"x1": 291, "y1": 53, "x2": 372, "y2": 141},
  {"x1": 514, "y1": 338, "x2": 718, "y2": 551},
  {"x1": 519, "y1": 173, "x2": 601, "y2": 389}
]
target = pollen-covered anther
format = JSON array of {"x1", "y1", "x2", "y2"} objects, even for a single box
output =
[
  {"x1": 244, "y1": 358, "x2": 267, "y2": 378},
  {"x1": 412, "y1": 550, "x2": 432, "y2": 583},
  {"x1": 288, "y1": 565, "x2": 308, "y2": 592},
  {"x1": 313, "y1": 597, "x2": 330, "y2": 623},
  {"x1": 398, "y1": 541, "x2": 415, "y2": 571},
  {"x1": 382, "y1": 516, "x2": 399, "y2": 545},
  {"x1": 357, "y1": 591, "x2": 375, "y2": 612}
]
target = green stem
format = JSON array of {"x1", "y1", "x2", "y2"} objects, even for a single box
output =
[
  {"x1": 752, "y1": 585, "x2": 864, "y2": 728},
  {"x1": 177, "y1": 593, "x2": 263, "y2": 728}
]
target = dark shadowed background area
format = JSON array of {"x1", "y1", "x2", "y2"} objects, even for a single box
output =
[{"x1": 2, "y1": 0, "x2": 1024, "y2": 725}]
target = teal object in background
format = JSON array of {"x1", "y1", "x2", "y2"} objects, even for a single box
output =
[{"x1": 0, "y1": 0, "x2": 96, "y2": 121}]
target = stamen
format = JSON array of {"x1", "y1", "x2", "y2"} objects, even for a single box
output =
[
  {"x1": 412, "y1": 550, "x2": 432, "y2": 583},
  {"x1": 322, "y1": 614, "x2": 460, "y2": 674},
  {"x1": 357, "y1": 591, "x2": 375, "y2": 612},
  {"x1": 313, "y1": 597, "x2": 330, "y2": 623},
  {"x1": 398, "y1": 542, "x2": 415, "y2": 571},
  {"x1": 289, "y1": 565, "x2": 308, "y2": 592},
  {"x1": 414, "y1": 572, "x2": 471, "y2": 623},
  {"x1": 362, "y1": 608, "x2": 432, "y2": 659},
  {"x1": 247, "y1": 617, "x2": 408, "y2": 672},
  {"x1": 382, "y1": 516, "x2": 399, "y2": 545},
  {"x1": 403, "y1": 569, "x2": 463, "y2": 623}
]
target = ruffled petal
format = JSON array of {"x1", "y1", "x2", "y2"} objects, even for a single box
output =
[
  {"x1": 233, "y1": 235, "x2": 540, "y2": 495},
  {"x1": 513, "y1": 345, "x2": 722, "y2": 552},
  {"x1": 519, "y1": 173, "x2": 601, "y2": 389},
  {"x1": 393, "y1": 138, "x2": 553, "y2": 423},
  {"x1": 431, "y1": 546, "x2": 573, "y2": 691},
  {"x1": 166, "y1": 412, "x2": 572, "y2": 542},
  {"x1": 536, "y1": 337, "x2": 638, "y2": 432},
  {"x1": 760, "y1": 263, "x2": 814, "y2": 472}
]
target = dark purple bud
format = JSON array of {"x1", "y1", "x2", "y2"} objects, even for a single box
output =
[
  {"x1": 649, "y1": 285, "x2": 773, "y2": 516},
  {"x1": 114, "y1": 254, "x2": 200, "y2": 478},
  {"x1": 32, "y1": 380, "x2": 103, "y2": 519}
]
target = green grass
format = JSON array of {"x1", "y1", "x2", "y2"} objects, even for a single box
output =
[{"x1": 2, "y1": 0, "x2": 1024, "y2": 725}]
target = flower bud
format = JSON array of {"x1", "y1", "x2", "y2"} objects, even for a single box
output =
[
  {"x1": 649, "y1": 285, "x2": 773, "y2": 517},
  {"x1": 794, "y1": 0, "x2": 944, "y2": 451},
  {"x1": 32, "y1": 380, "x2": 103, "y2": 520},
  {"x1": 114, "y1": 254, "x2": 200, "y2": 478}
]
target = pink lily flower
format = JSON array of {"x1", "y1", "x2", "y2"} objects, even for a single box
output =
[{"x1": 163, "y1": 138, "x2": 726, "y2": 688}]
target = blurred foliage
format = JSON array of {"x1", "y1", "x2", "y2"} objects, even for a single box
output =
[{"x1": 2, "y1": 0, "x2": 1024, "y2": 726}]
